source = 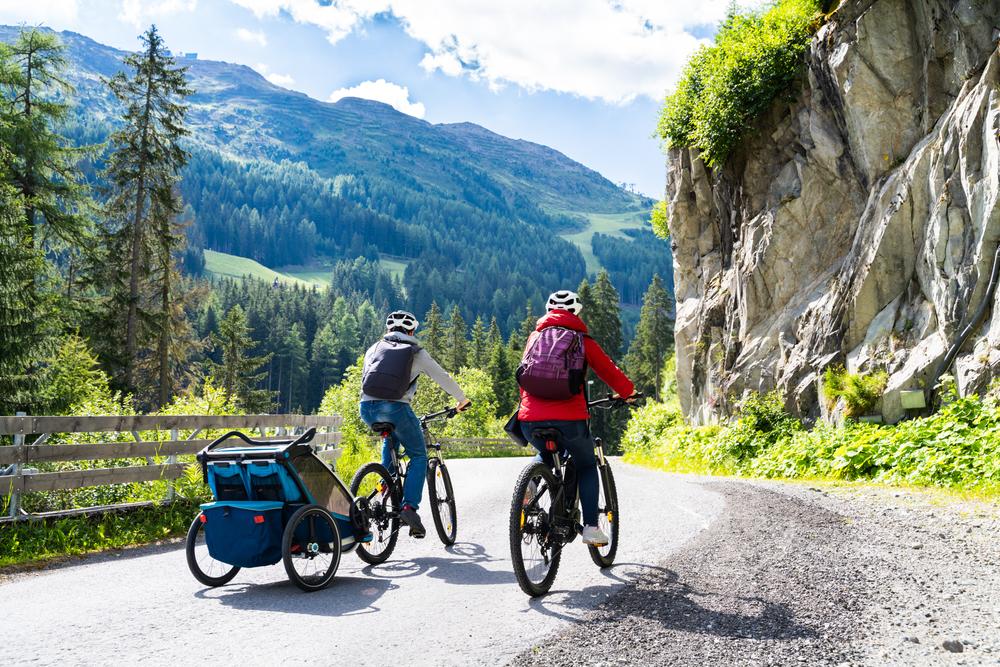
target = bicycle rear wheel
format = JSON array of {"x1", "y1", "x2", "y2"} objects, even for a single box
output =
[
  {"x1": 427, "y1": 457, "x2": 457, "y2": 545},
  {"x1": 509, "y1": 462, "x2": 562, "y2": 597},
  {"x1": 349, "y1": 463, "x2": 401, "y2": 565},
  {"x1": 588, "y1": 462, "x2": 619, "y2": 568}
]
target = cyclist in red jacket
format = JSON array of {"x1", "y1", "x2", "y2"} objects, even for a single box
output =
[{"x1": 517, "y1": 290, "x2": 636, "y2": 546}]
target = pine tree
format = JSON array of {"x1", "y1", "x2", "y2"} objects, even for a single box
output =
[
  {"x1": 580, "y1": 271, "x2": 628, "y2": 449},
  {"x1": 209, "y1": 305, "x2": 273, "y2": 412},
  {"x1": 445, "y1": 305, "x2": 468, "y2": 371},
  {"x1": 0, "y1": 182, "x2": 45, "y2": 413},
  {"x1": 150, "y1": 202, "x2": 202, "y2": 406},
  {"x1": 101, "y1": 25, "x2": 192, "y2": 394},
  {"x1": 0, "y1": 28, "x2": 91, "y2": 245},
  {"x1": 421, "y1": 301, "x2": 445, "y2": 359},
  {"x1": 486, "y1": 316, "x2": 502, "y2": 349},
  {"x1": 487, "y1": 339, "x2": 517, "y2": 416},
  {"x1": 507, "y1": 301, "x2": 534, "y2": 352},
  {"x1": 625, "y1": 275, "x2": 674, "y2": 400},
  {"x1": 469, "y1": 316, "x2": 488, "y2": 369}
]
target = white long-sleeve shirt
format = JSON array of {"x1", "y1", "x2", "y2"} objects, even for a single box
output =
[{"x1": 359, "y1": 331, "x2": 468, "y2": 404}]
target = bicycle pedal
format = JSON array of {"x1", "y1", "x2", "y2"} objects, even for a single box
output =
[{"x1": 409, "y1": 527, "x2": 426, "y2": 539}]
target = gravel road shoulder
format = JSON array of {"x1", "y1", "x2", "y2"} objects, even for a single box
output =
[{"x1": 512, "y1": 477, "x2": 999, "y2": 667}]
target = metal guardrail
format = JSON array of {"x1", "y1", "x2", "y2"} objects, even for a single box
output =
[{"x1": 0, "y1": 413, "x2": 343, "y2": 522}]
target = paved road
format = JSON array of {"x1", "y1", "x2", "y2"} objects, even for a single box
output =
[{"x1": 3, "y1": 458, "x2": 724, "y2": 666}]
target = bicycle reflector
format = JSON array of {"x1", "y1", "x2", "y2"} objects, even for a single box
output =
[
  {"x1": 545, "y1": 440, "x2": 557, "y2": 452},
  {"x1": 253, "y1": 515, "x2": 265, "y2": 524},
  {"x1": 199, "y1": 514, "x2": 207, "y2": 523}
]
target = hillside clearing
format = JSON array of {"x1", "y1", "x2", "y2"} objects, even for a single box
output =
[
  {"x1": 204, "y1": 250, "x2": 318, "y2": 288},
  {"x1": 558, "y1": 210, "x2": 648, "y2": 274}
]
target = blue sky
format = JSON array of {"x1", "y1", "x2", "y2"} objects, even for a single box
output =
[{"x1": 0, "y1": 0, "x2": 752, "y2": 197}]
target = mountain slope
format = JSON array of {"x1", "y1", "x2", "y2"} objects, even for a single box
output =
[{"x1": 2, "y1": 26, "x2": 661, "y2": 329}]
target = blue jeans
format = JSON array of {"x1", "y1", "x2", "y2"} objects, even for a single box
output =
[
  {"x1": 359, "y1": 400, "x2": 427, "y2": 510},
  {"x1": 520, "y1": 419, "x2": 599, "y2": 526}
]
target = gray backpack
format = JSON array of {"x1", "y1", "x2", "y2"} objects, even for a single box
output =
[{"x1": 362, "y1": 338, "x2": 418, "y2": 400}]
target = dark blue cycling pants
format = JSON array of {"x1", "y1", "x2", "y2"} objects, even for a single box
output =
[{"x1": 519, "y1": 419, "x2": 599, "y2": 526}]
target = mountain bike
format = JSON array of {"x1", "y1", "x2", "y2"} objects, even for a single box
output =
[
  {"x1": 508, "y1": 394, "x2": 642, "y2": 597},
  {"x1": 349, "y1": 406, "x2": 462, "y2": 564}
]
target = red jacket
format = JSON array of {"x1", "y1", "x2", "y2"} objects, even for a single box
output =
[{"x1": 517, "y1": 311, "x2": 635, "y2": 422}]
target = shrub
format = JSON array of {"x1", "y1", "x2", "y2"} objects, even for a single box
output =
[
  {"x1": 622, "y1": 388, "x2": 1000, "y2": 494},
  {"x1": 658, "y1": 0, "x2": 823, "y2": 167},
  {"x1": 822, "y1": 366, "x2": 888, "y2": 418}
]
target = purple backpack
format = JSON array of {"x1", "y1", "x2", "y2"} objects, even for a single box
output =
[{"x1": 516, "y1": 327, "x2": 587, "y2": 400}]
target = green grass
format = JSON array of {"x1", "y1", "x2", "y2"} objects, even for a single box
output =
[
  {"x1": 557, "y1": 210, "x2": 648, "y2": 274},
  {"x1": 204, "y1": 250, "x2": 318, "y2": 288},
  {"x1": 0, "y1": 500, "x2": 200, "y2": 569},
  {"x1": 278, "y1": 266, "x2": 333, "y2": 287},
  {"x1": 622, "y1": 388, "x2": 1000, "y2": 498},
  {"x1": 378, "y1": 256, "x2": 409, "y2": 282}
]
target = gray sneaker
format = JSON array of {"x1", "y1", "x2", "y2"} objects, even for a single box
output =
[{"x1": 400, "y1": 505, "x2": 426, "y2": 538}]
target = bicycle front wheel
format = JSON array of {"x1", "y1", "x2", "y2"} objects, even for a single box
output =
[
  {"x1": 349, "y1": 463, "x2": 401, "y2": 565},
  {"x1": 427, "y1": 457, "x2": 457, "y2": 545},
  {"x1": 588, "y1": 462, "x2": 619, "y2": 568},
  {"x1": 509, "y1": 462, "x2": 562, "y2": 597}
]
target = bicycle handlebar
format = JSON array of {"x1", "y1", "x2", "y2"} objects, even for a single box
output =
[
  {"x1": 587, "y1": 392, "x2": 644, "y2": 410},
  {"x1": 420, "y1": 401, "x2": 472, "y2": 424}
]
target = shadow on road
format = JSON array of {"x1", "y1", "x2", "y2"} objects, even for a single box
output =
[
  {"x1": 527, "y1": 563, "x2": 817, "y2": 641},
  {"x1": 361, "y1": 541, "x2": 517, "y2": 586},
  {"x1": 194, "y1": 575, "x2": 398, "y2": 617}
]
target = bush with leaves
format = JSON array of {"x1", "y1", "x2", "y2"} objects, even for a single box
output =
[
  {"x1": 822, "y1": 366, "x2": 887, "y2": 418},
  {"x1": 623, "y1": 384, "x2": 1000, "y2": 494},
  {"x1": 658, "y1": 0, "x2": 823, "y2": 167}
]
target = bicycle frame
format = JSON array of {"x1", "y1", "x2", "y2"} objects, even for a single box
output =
[{"x1": 378, "y1": 411, "x2": 450, "y2": 493}]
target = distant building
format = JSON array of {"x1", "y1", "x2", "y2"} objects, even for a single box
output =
[{"x1": 182, "y1": 52, "x2": 198, "y2": 59}]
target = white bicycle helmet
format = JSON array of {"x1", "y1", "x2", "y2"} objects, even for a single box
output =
[
  {"x1": 545, "y1": 290, "x2": 583, "y2": 315},
  {"x1": 385, "y1": 310, "x2": 419, "y2": 332}
]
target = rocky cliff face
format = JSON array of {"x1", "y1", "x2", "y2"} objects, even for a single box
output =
[{"x1": 668, "y1": 0, "x2": 1000, "y2": 423}]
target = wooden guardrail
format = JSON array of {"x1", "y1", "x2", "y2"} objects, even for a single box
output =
[{"x1": 0, "y1": 413, "x2": 342, "y2": 522}]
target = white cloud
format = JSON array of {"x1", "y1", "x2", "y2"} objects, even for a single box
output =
[
  {"x1": 227, "y1": 0, "x2": 769, "y2": 103},
  {"x1": 0, "y1": 0, "x2": 78, "y2": 26},
  {"x1": 254, "y1": 63, "x2": 294, "y2": 87},
  {"x1": 328, "y1": 79, "x2": 425, "y2": 118},
  {"x1": 118, "y1": 0, "x2": 198, "y2": 29},
  {"x1": 236, "y1": 27, "x2": 268, "y2": 46}
]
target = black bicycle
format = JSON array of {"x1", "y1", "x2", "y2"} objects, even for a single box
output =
[
  {"x1": 508, "y1": 394, "x2": 642, "y2": 597},
  {"x1": 349, "y1": 406, "x2": 462, "y2": 564}
]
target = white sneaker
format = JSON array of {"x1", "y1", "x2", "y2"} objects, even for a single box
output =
[{"x1": 582, "y1": 525, "x2": 609, "y2": 546}]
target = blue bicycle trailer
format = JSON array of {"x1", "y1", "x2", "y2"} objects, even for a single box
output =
[{"x1": 185, "y1": 427, "x2": 371, "y2": 592}]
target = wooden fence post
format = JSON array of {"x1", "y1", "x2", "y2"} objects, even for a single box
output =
[
  {"x1": 7, "y1": 411, "x2": 25, "y2": 518},
  {"x1": 166, "y1": 427, "x2": 179, "y2": 503}
]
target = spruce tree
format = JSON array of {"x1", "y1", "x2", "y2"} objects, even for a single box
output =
[
  {"x1": 0, "y1": 28, "x2": 90, "y2": 245},
  {"x1": 487, "y1": 339, "x2": 517, "y2": 416},
  {"x1": 580, "y1": 271, "x2": 628, "y2": 449},
  {"x1": 101, "y1": 25, "x2": 192, "y2": 394},
  {"x1": 209, "y1": 305, "x2": 273, "y2": 413},
  {"x1": 625, "y1": 275, "x2": 674, "y2": 400},
  {"x1": 0, "y1": 182, "x2": 45, "y2": 413},
  {"x1": 469, "y1": 316, "x2": 488, "y2": 369},
  {"x1": 486, "y1": 316, "x2": 502, "y2": 349},
  {"x1": 421, "y1": 301, "x2": 445, "y2": 359},
  {"x1": 445, "y1": 304, "x2": 468, "y2": 371}
]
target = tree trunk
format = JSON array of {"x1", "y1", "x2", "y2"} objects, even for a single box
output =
[
  {"x1": 157, "y1": 256, "x2": 171, "y2": 407},
  {"x1": 124, "y1": 52, "x2": 155, "y2": 392}
]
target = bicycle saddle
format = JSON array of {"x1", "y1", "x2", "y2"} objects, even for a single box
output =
[
  {"x1": 371, "y1": 422, "x2": 395, "y2": 435},
  {"x1": 531, "y1": 427, "x2": 561, "y2": 451}
]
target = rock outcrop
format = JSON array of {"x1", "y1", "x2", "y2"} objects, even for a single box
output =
[{"x1": 668, "y1": 0, "x2": 1000, "y2": 423}]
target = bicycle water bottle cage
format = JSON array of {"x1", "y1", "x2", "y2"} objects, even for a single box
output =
[
  {"x1": 371, "y1": 422, "x2": 395, "y2": 438},
  {"x1": 531, "y1": 428, "x2": 561, "y2": 452}
]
